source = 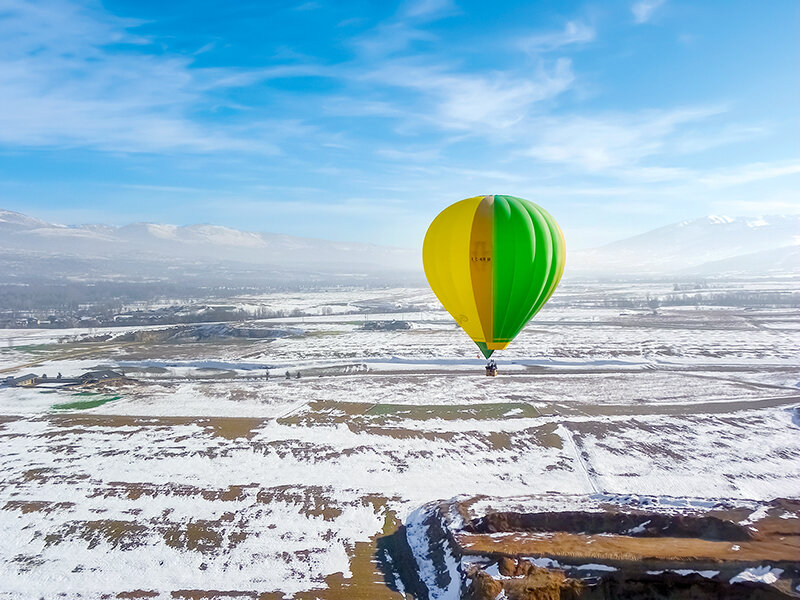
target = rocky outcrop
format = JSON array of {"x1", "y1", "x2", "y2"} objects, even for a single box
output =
[
  {"x1": 466, "y1": 570, "x2": 503, "y2": 600},
  {"x1": 405, "y1": 494, "x2": 800, "y2": 599},
  {"x1": 468, "y1": 510, "x2": 751, "y2": 541}
]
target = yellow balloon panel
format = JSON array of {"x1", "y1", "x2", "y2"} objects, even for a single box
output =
[{"x1": 422, "y1": 196, "x2": 486, "y2": 343}]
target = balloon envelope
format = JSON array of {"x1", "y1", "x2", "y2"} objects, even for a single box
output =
[{"x1": 422, "y1": 195, "x2": 566, "y2": 358}]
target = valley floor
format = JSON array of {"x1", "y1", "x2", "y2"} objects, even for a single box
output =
[{"x1": 0, "y1": 283, "x2": 798, "y2": 599}]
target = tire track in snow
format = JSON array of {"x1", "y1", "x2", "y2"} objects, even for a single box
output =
[{"x1": 556, "y1": 423, "x2": 600, "y2": 494}]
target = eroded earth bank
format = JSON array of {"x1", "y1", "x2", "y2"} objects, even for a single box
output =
[{"x1": 400, "y1": 494, "x2": 800, "y2": 599}]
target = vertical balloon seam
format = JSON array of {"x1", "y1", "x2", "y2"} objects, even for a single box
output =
[
  {"x1": 504, "y1": 199, "x2": 552, "y2": 343},
  {"x1": 469, "y1": 195, "x2": 494, "y2": 346},
  {"x1": 493, "y1": 195, "x2": 518, "y2": 344},
  {"x1": 516, "y1": 198, "x2": 551, "y2": 321},
  {"x1": 522, "y1": 213, "x2": 564, "y2": 326},
  {"x1": 513, "y1": 199, "x2": 551, "y2": 337},
  {"x1": 491, "y1": 195, "x2": 514, "y2": 345},
  {"x1": 491, "y1": 195, "x2": 510, "y2": 343},
  {"x1": 524, "y1": 201, "x2": 555, "y2": 314},
  {"x1": 494, "y1": 196, "x2": 535, "y2": 343},
  {"x1": 506, "y1": 197, "x2": 535, "y2": 343}
]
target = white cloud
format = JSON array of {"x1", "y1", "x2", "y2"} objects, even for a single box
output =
[
  {"x1": 0, "y1": 0, "x2": 574, "y2": 157},
  {"x1": 698, "y1": 161, "x2": 800, "y2": 187},
  {"x1": 0, "y1": 0, "x2": 308, "y2": 153},
  {"x1": 632, "y1": 0, "x2": 666, "y2": 24},
  {"x1": 718, "y1": 196, "x2": 800, "y2": 215},
  {"x1": 351, "y1": 0, "x2": 456, "y2": 58},
  {"x1": 525, "y1": 106, "x2": 724, "y2": 171},
  {"x1": 293, "y1": 1, "x2": 321, "y2": 11},
  {"x1": 520, "y1": 21, "x2": 595, "y2": 52},
  {"x1": 399, "y1": 0, "x2": 456, "y2": 20},
  {"x1": 376, "y1": 147, "x2": 442, "y2": 162},
  {"x1": 363, "y1": 58, "x2": 574, "y2": 132},
  {"x1": 351, "y1": 22, "x2": 436, "y2": 57}
]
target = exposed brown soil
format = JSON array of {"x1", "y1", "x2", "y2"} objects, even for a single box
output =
[
  {"x1": 3, "y1": 500, "x2": 75, "y2": 514},
  {"x1": 468, "y1": 510, "x2": 752, "y2": 540},
  {"x1": 458, "y1": 530, "x2": 799, "y2": 562},
  {"x1": 168, "y1": 590, "x2": 282, "y2": 599},
  {"x1": 447, "y1": 496, "x2": 800, "y2": 599},
  {"x1": 44, "y1": 413, "x2": 266, "y2": 440},
  {"x1": 116, "y1": 590, "x2": 160, "y2": 598},
  {"x1": 469, "y1": 560, "x2": 797, "y2": 600},
  {"x1": 458, "y1": 498, "x2": 800, "y2": 564}
]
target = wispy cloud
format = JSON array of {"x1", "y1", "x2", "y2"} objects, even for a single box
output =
[
  {"x1": 350, "y1": 0, "x2": 456, "y2": 58},
  {"x1": 632, "y1": 0, "x2": 667, "y2": 24},
  {"x1": 0, "y1": 0, "x2": 307, "y2": 153},
  {"x1": 293, "y1": 1, "x2": 321, "y2": 11},
  {"x1": 698, "y1": 161, "x2": 800, "y2": 187},
  {"x1": 525, "y1": 106, "x2": 724, "y2": 171},
  {"x1": 398, "y1": 0, "x2": 457, "y2": 20},
  {"x1": 362, "y1": 58, "x2": 574, "y2": 132},
  {"x1": 719, "y1": 195, "x2": 800, "y2": 215},
  {"x1": 1, "y1": 0, "x2": 796, "y2": 247},
  {"x1": 520, "y1": 21, "x2": 595, "y2": 52}
]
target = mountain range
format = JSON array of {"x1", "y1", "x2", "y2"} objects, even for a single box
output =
[
  {"x1": 568, "y1": 214, "x2": 800, "y2": 277},
  {"x1": 1, "y1": 209, "x2": 798, "y2": 283},
  {"x1": 0, "y1": 209, "x2": 419, "y2": 285}
]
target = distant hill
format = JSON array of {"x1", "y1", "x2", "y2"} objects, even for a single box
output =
[
  {"x1": 682, "y1": 244, "x2": 800, "y2": 277},
  {"x1": 568, "y1": 215, "x2": 800, "y2": 277},
  {"x1": 2, "y1": 209, "x2": 798, "y2": 285},
  {"x1": 0, "y1": 209, "x2": 421, "y2": 285}
]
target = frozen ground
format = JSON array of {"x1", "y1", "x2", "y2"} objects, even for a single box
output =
[{"x1": 0, "y1": 282, "x2": 798, "y2": 598}]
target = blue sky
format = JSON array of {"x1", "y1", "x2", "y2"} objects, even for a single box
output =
[{"x1": 0, "y1": 0, "x2": 797, "y2": 249}]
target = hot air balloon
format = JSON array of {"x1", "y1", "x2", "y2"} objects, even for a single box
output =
[{"x1": 422, "y1": 195, "x2": 566, "y2": 363}]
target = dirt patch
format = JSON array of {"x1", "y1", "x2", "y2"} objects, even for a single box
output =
[
  {"x1": 254, "y1": 486, "x2": 344, "y2": 521},
  {"x1": 45, "y1": 519, "x2": 149, "y2": 550},
  {"x1": 163, "y1": 520, "x2": 225, "y2": 553},
  {"x1": 21, "y1": 467, "x2": 56, "y2": 482},
  {"x1": 3, "y1": 500, "x2": 75, "y2": 514},
  {"x1": 201, "y1": 417, "x2": 264, "y2": 440},
  {"x1": 458, "y1": 530, "x2": 800, "y2": 562},
  {"x1": 88, "y1": 482, "x2": 256, "y2": 502},
  {"x1": 169, "y1": 590, "x2": 268, "y2": 599},
  {"x1": 366, "y1": 402, "x2": 540, "y2": 421},
  {"x1": 117, "y1": 591, "x2": 160, "y2": 599},
  {"x1": 45, "y1": 414, "x2": 268, "y2": 440}
]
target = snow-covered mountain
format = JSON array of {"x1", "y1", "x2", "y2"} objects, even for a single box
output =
[
  {"x1": 569, "y1": 215, "x2": 800, "y2": 277},
  {"x1": 2, "y1": 209, "x2": 798, "y2": 283},
  {"x1": 0, "y1": 209, "x2": 421, "y2": 284}
]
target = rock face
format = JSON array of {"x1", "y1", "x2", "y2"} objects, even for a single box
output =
[
  {"x1": 405, "y1": 494, "x2": 800, "y2": 599},
  {"x1": 498, "y1": 556, "x2": 516, "y2": 577},
  {"x1": 502, "y1": 563, "x2": 572, "y2": 600},
  {"x1": 468, "y1": 510, "x2": 751, "y2": 541},
  {"x1": 466, "y1": 570, "x2": 503, "y2": 600}
]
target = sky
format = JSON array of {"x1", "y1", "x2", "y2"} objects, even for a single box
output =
[{"x1": 0, "y1": 0, "x2": 798, "y2": 249}]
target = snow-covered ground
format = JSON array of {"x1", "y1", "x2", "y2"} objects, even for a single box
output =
[{"x1": 0, "y1": 284, "x2": 798, "y2": 598}]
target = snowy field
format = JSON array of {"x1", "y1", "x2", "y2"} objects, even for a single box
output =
[{"x1": 0, "y1": 282, "x2": 798, "y2": 599}]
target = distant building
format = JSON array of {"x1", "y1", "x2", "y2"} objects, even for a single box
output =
[
  {"x1": 76, "y1": 370, "x2": 126, "y2": 385},
  {"x1": 359, "y1": 320, "x2": 411, "y2": 331},
  {"x1": 6, "y1": 373, "x2": 40, "y2": 387}
]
